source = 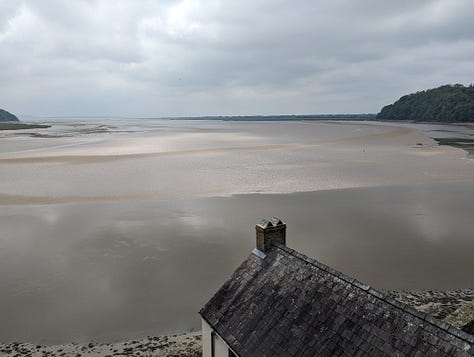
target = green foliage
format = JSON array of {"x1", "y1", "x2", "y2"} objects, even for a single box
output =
[
  {"x1": 377, "y1": 84, "x2": 474, "y2": 122},
  {"x1": 444, "y1": 300, "x2": 474, "y2": 329},
  {"x1": 0, "y1": 108, "x2": 19, "y2": 122}
]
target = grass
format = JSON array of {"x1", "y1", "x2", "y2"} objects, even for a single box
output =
[{"x1": 444, "y1": 300, "x2": 474, "y2": 328}]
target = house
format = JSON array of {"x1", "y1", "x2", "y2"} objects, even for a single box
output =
[{"x1": 200, "y1": 218, "x2": 474, "y2": 356}]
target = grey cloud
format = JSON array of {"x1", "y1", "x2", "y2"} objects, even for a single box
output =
[{"x1": 0, "y1": 0, "x2": 473, "y2": 116}]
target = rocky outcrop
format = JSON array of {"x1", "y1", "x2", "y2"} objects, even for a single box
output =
[{"x1": 0, "y1": 108, "x2": 19, "y2": 121}]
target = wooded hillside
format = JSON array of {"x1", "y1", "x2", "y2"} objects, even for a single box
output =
[{"x1": 377, "y1": 84, "x2": 474, "y2": 122}]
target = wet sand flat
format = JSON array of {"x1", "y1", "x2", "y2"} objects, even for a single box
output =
[
  {"x1": 1, "y1": 120, "x2": 474, "y2": 344},
  {"x1": 1, "y1": 120, "x2": 473, "y2": 202}
]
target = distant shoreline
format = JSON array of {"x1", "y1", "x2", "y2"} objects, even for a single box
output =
[
  {"x1": 18, "y1": 114, "x2": 474, "y2": 125},
  {"x1": 163, "y1": 114, "x2": 377, "y2": 121},
  {"x1": 20, "y1": 114, "x2": 377, "y2": 121},
  {"x1": 0, "y1": 122, "x2": 51, "y2": 130}
]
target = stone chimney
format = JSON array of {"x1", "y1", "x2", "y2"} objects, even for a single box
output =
[{"x1": 256, "y1": 217, "x2": 286, "y2": 253}]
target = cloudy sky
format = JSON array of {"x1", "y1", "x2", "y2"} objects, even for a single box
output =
[{"x1": 1, "y1": 0, "x2": 474, "y2": 117}]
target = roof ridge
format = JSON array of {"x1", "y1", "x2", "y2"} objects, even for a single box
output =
[{"x1": 272, "y1": 243, "x2": 474, "y2": 344}]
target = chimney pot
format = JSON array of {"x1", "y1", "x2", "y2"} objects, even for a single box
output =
[{"x1": 256, "y1": 217, "x2": 286, "y2": 252}]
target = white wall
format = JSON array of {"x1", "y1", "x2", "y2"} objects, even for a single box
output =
[
  {"x1": 202, "y1": 319, "x2": 213, "y2": 357},
  {"x1": 202, "y1": 318, "x2": 235, "y2": 357},
  {"x1": 215, "y1": 334, "x2": 229, "y2": 357}
]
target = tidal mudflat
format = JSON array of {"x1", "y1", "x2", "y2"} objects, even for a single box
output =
[{"x1": 1, "y1": 119, "x2": 473, "y2": 344}]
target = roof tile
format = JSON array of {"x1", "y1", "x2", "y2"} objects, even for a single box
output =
[{"x1": 200, "y1": 244, "x2": 473, "y2": 356}]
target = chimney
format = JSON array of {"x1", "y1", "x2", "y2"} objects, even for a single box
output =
[{"x1": 256, "y1": 217, "x2": 286, "y2": 252}]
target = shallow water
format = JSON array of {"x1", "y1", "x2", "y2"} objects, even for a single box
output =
[{"x1": 0, "y1": 119, "x2": 473, "y2": 343}]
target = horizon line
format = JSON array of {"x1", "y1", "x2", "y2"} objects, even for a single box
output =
[{"x1": 19, "y1": 113, "x2": 377, "y2": 120}]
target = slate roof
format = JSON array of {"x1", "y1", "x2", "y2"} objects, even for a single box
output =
[{"x1": 200, "y1": 243, "x2": 474, "y2": 357}]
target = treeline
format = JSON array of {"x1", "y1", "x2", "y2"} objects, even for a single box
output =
[
  {"x1": 168, "y1": 114, "x2": 376, "y2": 121},
  {"x1": 377, "y1": 84, "x2": 474, "y2": 122}
]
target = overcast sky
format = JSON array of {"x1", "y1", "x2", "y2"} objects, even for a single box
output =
[{"x1": 1, "y1": 0, "x2": 474, "y2": 117}]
